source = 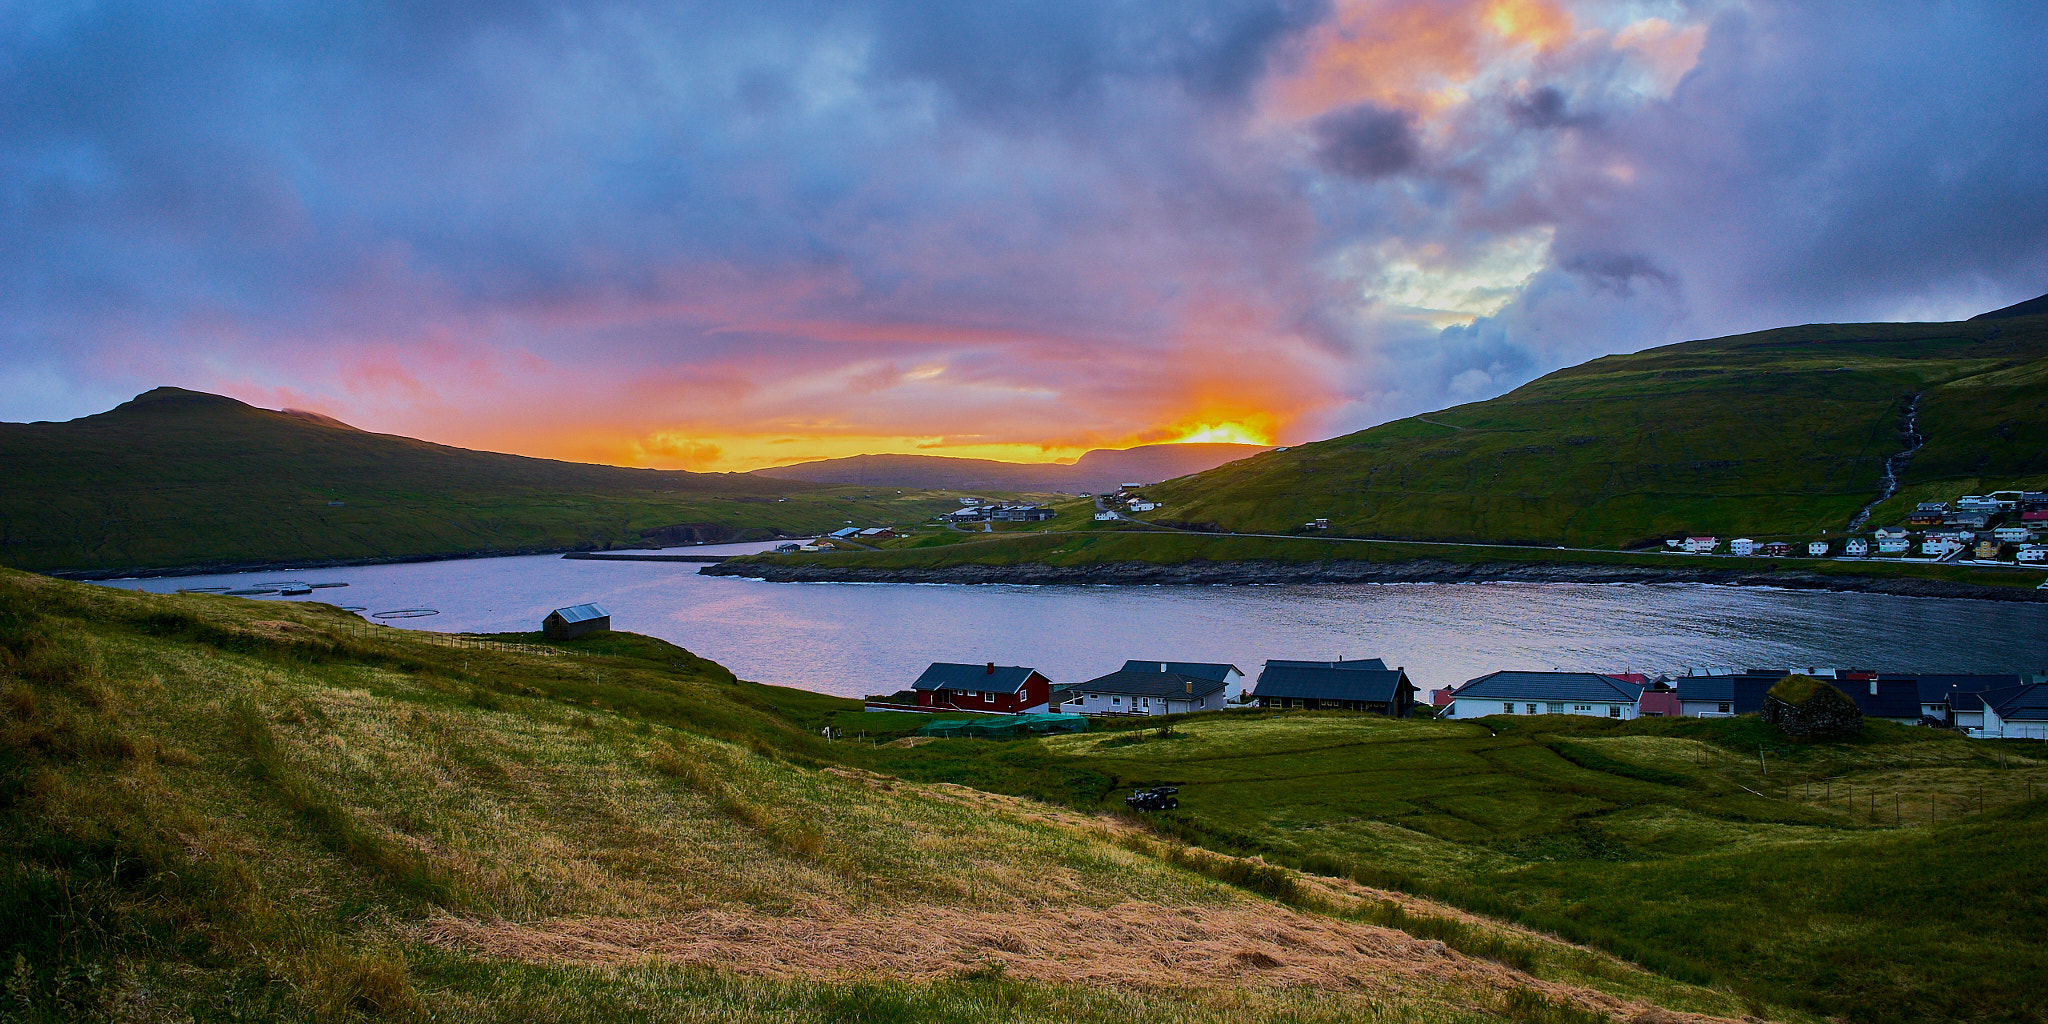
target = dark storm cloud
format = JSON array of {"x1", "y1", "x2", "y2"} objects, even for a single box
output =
[
  {"x1": 1560, "y1": 252, "x2": 1675, "y2": 297},
  {"x1": 1311, "y1": 102, "x2": 1418, "y2": 178}
]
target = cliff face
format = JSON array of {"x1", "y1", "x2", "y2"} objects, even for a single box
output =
[{"x1": 699, "y1": 557, "x2": 2048, "y2": 601}]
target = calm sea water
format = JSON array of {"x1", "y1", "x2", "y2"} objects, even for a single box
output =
[{"x1": 99, "y1": 544, "x2": 2048, "y2": 698}]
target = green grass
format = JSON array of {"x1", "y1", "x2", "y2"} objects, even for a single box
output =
[
  {"x1": 868, "y1": 710, "x2": 2048, "y2": 1023},
  {"x1": 1147, "y1": 315, "x2": 2048, "y2": 547},
  {"x1": 2, "y1": 568, "x2": 1766, "y2": 1023},
  {"x1": 0, "y1": 388, "x2": 972, "y2": 575}
]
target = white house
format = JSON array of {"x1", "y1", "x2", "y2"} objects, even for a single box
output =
[
  {"x1": 1442, "y1": 671, "x2": 1642, "y2": 721},
  {"x1": 1875, "y1": 526, "x2": 1909, "y2": 541},
  {"x1": 1807, "y1": 540, "x2": 1831, "y2": 556},
  {"x1": 1878, "y1": 536, "x2": 1910, "y2": 554},
  {"x1": 1129, "y1": 501, "x2": 1158, "y2": 512},
  {"x1": 1979, "y1": 684, "x2": 2048, "y2": 739},
  {"x1": 1730, "y1": 538, "x2": 1755, "y2": 556},
  {"x1": 1093, "y1": 510, "x2": 1119, "y2": 521},
  {"x1": 1071, "y1": 666, "x2": 1229, "y2": 715},
  {"x1": 1994, "y1": 525, "x2": 2030, "y2": 543},
  {"x1": 2018, "y1": 545, "x2": 2046, "y2": 563},
  {"x1": 1922, "y1": 538, "x2": 1963, "y2": 557},
  {"x1": 1845, "y1": 537, "x2": 1869, "y2": 556},
  {"x1": 1684, "y1": 536, "x2": 1718, "y2": 553}
]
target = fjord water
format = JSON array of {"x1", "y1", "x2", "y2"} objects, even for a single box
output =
[{"x1": 103, "y1": 543, "x2": 2048, "y2": 698}]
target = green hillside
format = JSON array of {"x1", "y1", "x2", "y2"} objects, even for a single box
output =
[
  {"x1": 1148, "y1": 314, "x2": 2048, "y2": 547},
  {"x1": 0, "y1": 388, "x2": 961, "y2": 575},
  {"x1": 1, "y1": 568, "x2": 1784, "y2": 1024}
]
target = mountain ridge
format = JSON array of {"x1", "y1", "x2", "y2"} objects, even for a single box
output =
[{"x1": 752, "y1": 442, "x2": 1270, "y2": 493}]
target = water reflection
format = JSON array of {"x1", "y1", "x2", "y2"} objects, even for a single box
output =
[{"x1": 100, "y1": 547, "x2": 2048, "y2": 698}]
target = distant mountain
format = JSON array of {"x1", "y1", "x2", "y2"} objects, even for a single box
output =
[
  {"x1": 752, "y1": 443, "x2": 1271, "y2": 493},
  {"x1": 0, "y1": 388, "x2": 950, "y2": 574},
  {"x1": 1149, "y1": 309, "x2": 2048, "y2": 547},
  {"x1": 1971, "y1": 290, "x2": 2048, "y2": 320}
]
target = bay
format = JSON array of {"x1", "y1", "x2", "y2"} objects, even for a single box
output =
[{"x1": 100, "y1": 545, "x2": 2048, "y2": 699}]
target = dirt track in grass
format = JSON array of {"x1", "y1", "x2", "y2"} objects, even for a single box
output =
[{"x1": 418, "y1": 901, "x2": 1745, "y2": 1023}]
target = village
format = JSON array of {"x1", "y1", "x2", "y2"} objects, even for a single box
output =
[
  {"x1": 856, "y1": 654, "x2": 2048, "y2": 740},
  {"x1": 1671, "y1": 489, "x2": 2048, "y2": 564}
]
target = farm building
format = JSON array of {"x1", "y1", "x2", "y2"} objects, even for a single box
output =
[
  {"x1": 1249, "y1": 658, "x2": 1416, "y2": 715},
  {"x1": 542, "y1": 603, "x2": 610, "y2": 640},
  {"x1": 1443, "y1": 671, "x2": 1641, "y2": 720},
  {"x1": 911, "y1": 663, "x2": 1052, "y2": 714}
]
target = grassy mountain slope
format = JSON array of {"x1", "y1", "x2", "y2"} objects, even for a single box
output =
[
  {"x1": 1, "y1": 568, "x2": 1760, "y2": 1023},
  {"x1": 0, "y1": 388, "x2": 961, "y2": 575},
  {"x1": 1148, "y1": 315, "x2": 2048, "y2": 547},
  {"x1": 753, "y1": 443, "x2": 1269, "y2": 493}
]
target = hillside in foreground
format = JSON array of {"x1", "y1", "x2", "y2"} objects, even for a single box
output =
[
  {"x1": 1148, "y1": 310, "x2": 2048, "y2": 547},
  {"x1": 752, "y1": 442, "x2": 1270, "y2": 493},
  {"x1": 0, "y1": 388, "x2": 962, "y2": 576},
  {"x1": 1, "y1": 568, "x2": 1768, "y2": 1024},
  {"x1": 7, "y1": 568, "x2": 2046, "y2": 1022}
]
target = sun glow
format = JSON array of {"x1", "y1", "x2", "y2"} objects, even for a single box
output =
[{"x1": 1161, "y1": 421, "x2": 1275, "y2": 446}]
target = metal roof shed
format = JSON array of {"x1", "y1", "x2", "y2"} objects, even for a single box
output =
[{"x1": 543, "y1": 603, "x2": 610, "y2": 640}]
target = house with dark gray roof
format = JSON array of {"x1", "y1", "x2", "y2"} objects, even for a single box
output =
[
  {"x1": 1445, "y1": 671, "x2": 1640, "y2": 720},
  {"x1": 1248, "y1": 659, "x2": 1415, "y2": 716},
  {"x1": 911, "y1": 663, "x2": 1052, "y2": 715},
  {"x1": 1118, "y1": 661, "x2": 1245, "y2": 697},
  {"x1": 1967, "y1": 683, "x2": 2048, "y2": 739},
  {"x1": 1909, "y1": 674, "x2": 2023, "y2": 728},
  {"x1": 542, "y1": 603, "x2": 610, "y2": 640},
  {"x1": 1070, "y1": 668, "x2": 1229, "y2": 716}
]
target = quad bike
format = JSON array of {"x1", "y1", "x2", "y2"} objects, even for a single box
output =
[{"x1": 1125, "y1": 786, "x2": 1180, "y2": 811}]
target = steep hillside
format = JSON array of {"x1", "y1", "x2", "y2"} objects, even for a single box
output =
[
  {"x1": 1149, "y1": 313, "x2": 2048, "y2": 546},
  {"x1": 754, "y1": 442, "x2": 1269, "y2": 493},
  {"x1": 0, "y1": 388, "x2": 959, "y2": 575},
  {"x1": 0, "y1": 569, "x2": 1759, "y2": 1023}
]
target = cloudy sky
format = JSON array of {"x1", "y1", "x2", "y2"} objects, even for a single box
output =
[{"x1": 4, "y1": 1, "x2": 2044, "y2": 470}]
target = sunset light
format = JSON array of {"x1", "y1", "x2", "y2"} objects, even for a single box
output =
[{"x1": 3, "y1": 1, "x2": 2038, "y2": 473}]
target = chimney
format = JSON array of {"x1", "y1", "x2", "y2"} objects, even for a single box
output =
[
  {"x1": 1159, "y1": 662, "x2": 1167, "y2": 672},
  {"x1": 986, "y1": 662, "x2": 995, "y2": 675},
  {"x1": 1872, "y1": 679, "x2": 1879, "y2": 696},
  {"x1": 1185, "y1": 681, "x2": 1194, "y2": 695}
]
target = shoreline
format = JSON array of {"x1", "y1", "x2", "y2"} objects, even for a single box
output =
[
  {"x1": 698, "y1": 556, "x2": 2048, "y2": 603},
  {"x1": 39, "y1": 544, "x2": 701, "y2": 582}
]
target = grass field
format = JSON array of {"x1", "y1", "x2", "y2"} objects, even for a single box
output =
[
  {"x1": 1145, "y1": 315, "x2": 2048, "y2": 547},
  {"x1": 846, "y1": 710, "x2": 2048, "y2": 1024},
  {"x1": 0, "y1": 388, "x2": 971, "y2": 576},
  {"x1": 2, "y1": 568, "x2": 1785, "y2": 1023}
]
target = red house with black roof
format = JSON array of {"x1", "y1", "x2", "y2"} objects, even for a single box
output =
[{"x1": 912, "y1": 662, "x2": 1052, "y2": 714}]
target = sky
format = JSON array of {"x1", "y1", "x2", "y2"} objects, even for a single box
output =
[{"x1": 3, "y1": 1, "x2": 2045, "y2": 471}]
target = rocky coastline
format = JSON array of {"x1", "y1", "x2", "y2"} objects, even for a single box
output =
[{"x1": 699, "y1": 556, "x2": 2048, "y2": 602}]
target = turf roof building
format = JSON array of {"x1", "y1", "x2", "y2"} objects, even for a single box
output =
[
  {"x1": 541, "y1": 603, "x2": 609, "y2": 639},
  {"x1": 1444, "y1": 671, "x2": 1641, "y2": 720},
  {"x1": 1248, "y1": 658, "x2": 1416, "y2": 716},
  {"x1": 911, "y1": 663, "x2": 1052, "y2": 714},
  {"x1": 1070, "y1": 666, "x2": 1230, "y2": 716}
]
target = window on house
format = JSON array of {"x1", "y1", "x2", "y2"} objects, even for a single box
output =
[
  {"x1": 1718, "y1": 702, "x2": 1731, "y2": 714},
  {"x1": 1608, "y1": 706, "x2": 1622, "y2": 718},
  {"x1": 1547, "y1": 702, "x2": 1564, "y2": 714},
  {"x1": 1574, "y1": 704, "x2": 1592, "y2": 712},
  {"x1": 1113, "y1": 696, "x2": 1121, "y2": 705},
  {"x1": 1503, "y1": 702, "x2": 1515, "y2": 714},
  {"x1": 1526, "y1": 704, "x2": 1538, "y2": 715}
]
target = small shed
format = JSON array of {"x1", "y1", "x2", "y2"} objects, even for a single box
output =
[{"x1": 543, "y1": 603, "x2": 610, "y2": 640}]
